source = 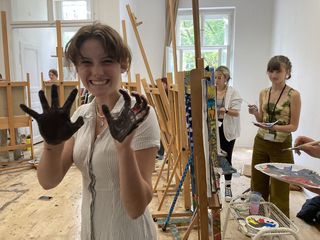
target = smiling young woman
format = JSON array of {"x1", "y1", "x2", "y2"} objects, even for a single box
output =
[{"x1": 20, "y1": 23, "x2": 160, "y2": 240}]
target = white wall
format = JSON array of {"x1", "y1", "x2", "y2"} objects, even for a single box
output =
[
  {"x1": 180, "y1": 0, "x2": 275, "y2": 148},
  {"x1": 94, "y1": 0, "x2": 120, "y2": 31},
  {"x1": 119, "y1": 0, "x2": 165, "y2": 83},
  {"x1": 271, "y1": 0, "x2": 320, "y2": 174}
]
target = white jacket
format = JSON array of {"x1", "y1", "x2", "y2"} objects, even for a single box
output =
[{"x1": 222, "y1": 86, "x2": 242, "y2": 141}]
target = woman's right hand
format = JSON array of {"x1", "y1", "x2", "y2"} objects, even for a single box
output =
[
  {"x1": 20, "y1": 84, "x2": 84, "y2": 145},
  {"x1": 248, "y1": 104, "x2": 258, "y2": 115},
  {"x1": 294, "y1": 136, "x2": 320, "y2": 158}
]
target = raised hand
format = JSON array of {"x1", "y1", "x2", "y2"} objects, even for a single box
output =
[
  {"x1": 20, "y1": 84, "x2": 84, "y2": 145},
  {"x1": 294, "y1": 136, "x2": 320, "y2": 158},
  {"x1": 102, "y1": 89, "x2": 150, "y2": 142},
  {"x1": 248, "y1": 104, "x2": 258, "y2": 114}
]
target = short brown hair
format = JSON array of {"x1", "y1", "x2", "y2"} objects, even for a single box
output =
[
  {"x1": 65, "y1": 22, "x2": 131, "y2": 71},
  {"x1": 267, "y1": 55, "x2": 292, "y2": 79},
  {"x1": 49, "y1": 69, "x2": 58, "y2": 77}
]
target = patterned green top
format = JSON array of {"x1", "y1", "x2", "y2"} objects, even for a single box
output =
[{"x1": 258, "y1": 86, "x2": 295, "y2": 142}]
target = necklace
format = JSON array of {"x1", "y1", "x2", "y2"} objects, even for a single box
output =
[{"x1": 95, "y1": 105, "x2": 105, "y2": 128}]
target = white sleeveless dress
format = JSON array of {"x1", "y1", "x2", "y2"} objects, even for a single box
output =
[{"x1": 71, "y1": 96, "x2": 160, "y2": 240}]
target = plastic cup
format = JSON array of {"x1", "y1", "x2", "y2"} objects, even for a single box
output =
[{"x1": 249, "y1": 191, "x2": 262, "y2": 215}]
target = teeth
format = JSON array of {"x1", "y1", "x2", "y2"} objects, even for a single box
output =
[{"x1": 90, "y1": 80, "x2": 109, "y2": 85}]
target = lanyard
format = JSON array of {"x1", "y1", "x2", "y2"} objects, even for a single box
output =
[
  {"x1": 267, "y1": 84, "x2": 286, "y2": 123},
  {"x1": 216, "y1": 86, "x2": 227, "y2": 118}
]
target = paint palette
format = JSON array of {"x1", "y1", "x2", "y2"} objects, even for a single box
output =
[
  {"x1": 255, "y1": 163, "x2": 320, "y2": 189},
  {"x1": 245, "y1": 215, "x2": 279, "y2": 230},
  {"x1": 252, "y1": 120, "x2": 279, "y2": 128}
]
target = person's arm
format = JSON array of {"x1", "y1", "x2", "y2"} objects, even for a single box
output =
[
  {"x1": 220, "y1": 107, "x2": 240, "y2": 117},
  {"x1": 220, "y1": 88, "x2": 242, "y2": 117},
  {"x1": 116, "y1": 134, "x2": 156, "y2": 219},
  {"x1": 248, "y1": 90, "x2": 263, "y2": 122},
  {"x1": 102, "y1": 90, "x2": 157, "y2": 219},
  {"x1": 295, "y1": 136, "x2": 320, "y2": 193},
  {"x1": 37, "y1": 138, "x2": 74, "y2": 189},
  {"x1": 305, "y1": 187, "x2": 320, "y2": 195},
  {"x1": 20, "y1": 85, "x2": 83, "y2": 189},
  {"x1": 294, "y1": 136, "x2": 320, "y2": 158},
  {"x1": 272, "y1": 90, "x2": 301, "y2": 133}
]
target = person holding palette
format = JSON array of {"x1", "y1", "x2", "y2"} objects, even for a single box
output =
[{"x1": 248, "y1": 55, "x2": 301, "y2": 217}]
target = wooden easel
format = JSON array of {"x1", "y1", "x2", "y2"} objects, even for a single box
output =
[
  {"x1": 121, "y1": 72, "x2": 142, "y2": 94},
  {"x1": 142, "y1": 75, "x2": 193, "y2": 222},
  {"x1": 183, "y1": 1, "x2": 221, "y2": 239},
  {"x1": 141, "y1": 76, "x2": 177, "y2": 188},
  {"x1": 120, "y1": 20, "x2": 142, "y2": 94},
  {"x1": 0, "y1": 11, "x2": 34, "y2": 171},
  {"x1": 150, "y1": 0, "x2": 192, "y2": 224},
  {"x1": 41, "y1": 20, "x2": 80, "y2": 113},
  {"x1": 126, "y1": 4, "x2": 192, "y2": 220}
]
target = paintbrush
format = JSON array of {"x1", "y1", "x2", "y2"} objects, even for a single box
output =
[
  {"x1": 282, "y1": 140, "x2": 320, "y2": 152},
  {"x1": 243, "y1": 98, "x2": 258, "y2": 112}
]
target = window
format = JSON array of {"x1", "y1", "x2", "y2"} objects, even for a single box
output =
[
  {"x1": 10, "y1": 0, "x2": 93, "y2": 23},
  {"x1": 53, "y1": 0, "x2": 92, "y2": 21},
  {"x1": 176, "y1": 8, "x2": 234, "y2": 73},
  {"x1": 9, "y1": 0, "x2": 93, "y2": 80},
  {"x1": 11, "y1": 0, "x2": 48, "y2": 22}
]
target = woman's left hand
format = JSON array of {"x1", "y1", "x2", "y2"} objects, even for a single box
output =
[
  {"x1": 253, "y1": 122, "x2": 276, "y2": 131},
  {"x1": 219, "y1": 107, "x2": 226, "y2": 116},
  {"x1": 102, "y1": 89, "x2": 149, "y2": 142}
]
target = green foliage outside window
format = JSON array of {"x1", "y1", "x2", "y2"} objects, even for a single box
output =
[
  {"x1": 204, "y1": 19, "x2": 226, "y2": 46},
  {"x1": 178, "y1": 16, "x2": 229, "y2": 71},
  {"x1": 203, "y1": 51, "x2": 219, "y2": 69},
  {"x1": 180, "y1": 19, "x2": 194, "y2": 46},
  {"x1": 183, "y1": 51, "x2": 196, "y2": 70}
]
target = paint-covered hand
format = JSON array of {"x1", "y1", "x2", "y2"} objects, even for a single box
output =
[
  {"x1": 102, "y1": 89, "x2": 149, "y2": 142},
  {"x1": 20, "y1": 84, "x2": 84, "y2": 145}
]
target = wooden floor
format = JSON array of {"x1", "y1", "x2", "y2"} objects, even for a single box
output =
[{"x1": 0, "y1": 144, "x2": 319, "y2": 239}]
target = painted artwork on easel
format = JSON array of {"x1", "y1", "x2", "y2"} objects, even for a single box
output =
[
  {"x1": 184, "y1": 70, "x2": 197, "y2": 209},
  {"x1": 205, "y1": 67, "x2": 220, "y2": 193},
  {"x1": 204, "y1": 69, "x2": 222, "y2": 240}
]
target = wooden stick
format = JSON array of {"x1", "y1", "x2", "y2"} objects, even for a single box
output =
[
  {"x1": 121, "y1": 20, "x2": 132, "y2": 83},
  {"x1": 1, "y1": 11, "x2": 10, "y2": 81},
  {"x1": 56, "y1": 20, "x2": 64, "y2": 81},
  {"x1": 168, "y1": 0, "x2": 178, "y2": 76}
]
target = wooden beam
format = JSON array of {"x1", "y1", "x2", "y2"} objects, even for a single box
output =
[
  {"x1": 121, "y1": 20, "x2": 132, "y2": 83},
  {"x1": 1, "y1": 11, "x2": 10, "y2": 81},
  {"x1": 55, "y1": 20, "x2": 64, "y2": 81},
  {"x1": 168, "y1": 0, "x2": 178, "y2": 76},
  {"x1": 191, "y1": 0, "x2": 201, "y2": 68},
  {"x1": 190, "y1": 68, "x2": 209, "y2": 239}
]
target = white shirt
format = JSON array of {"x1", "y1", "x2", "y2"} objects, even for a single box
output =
[
  {"x1": 71, "y1": 95, "x2": 160, "y2": 239},
  {"x1": 222, "y1": 86, "x2": 242, "y2": 141}
]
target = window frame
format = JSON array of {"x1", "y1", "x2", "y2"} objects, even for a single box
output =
[
  {"x1": 176, "y1": 7, "x2": 235, "y2": 74},
  {"x1": 9, "y1": 0, "x2": 94, "y2": 28}
]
